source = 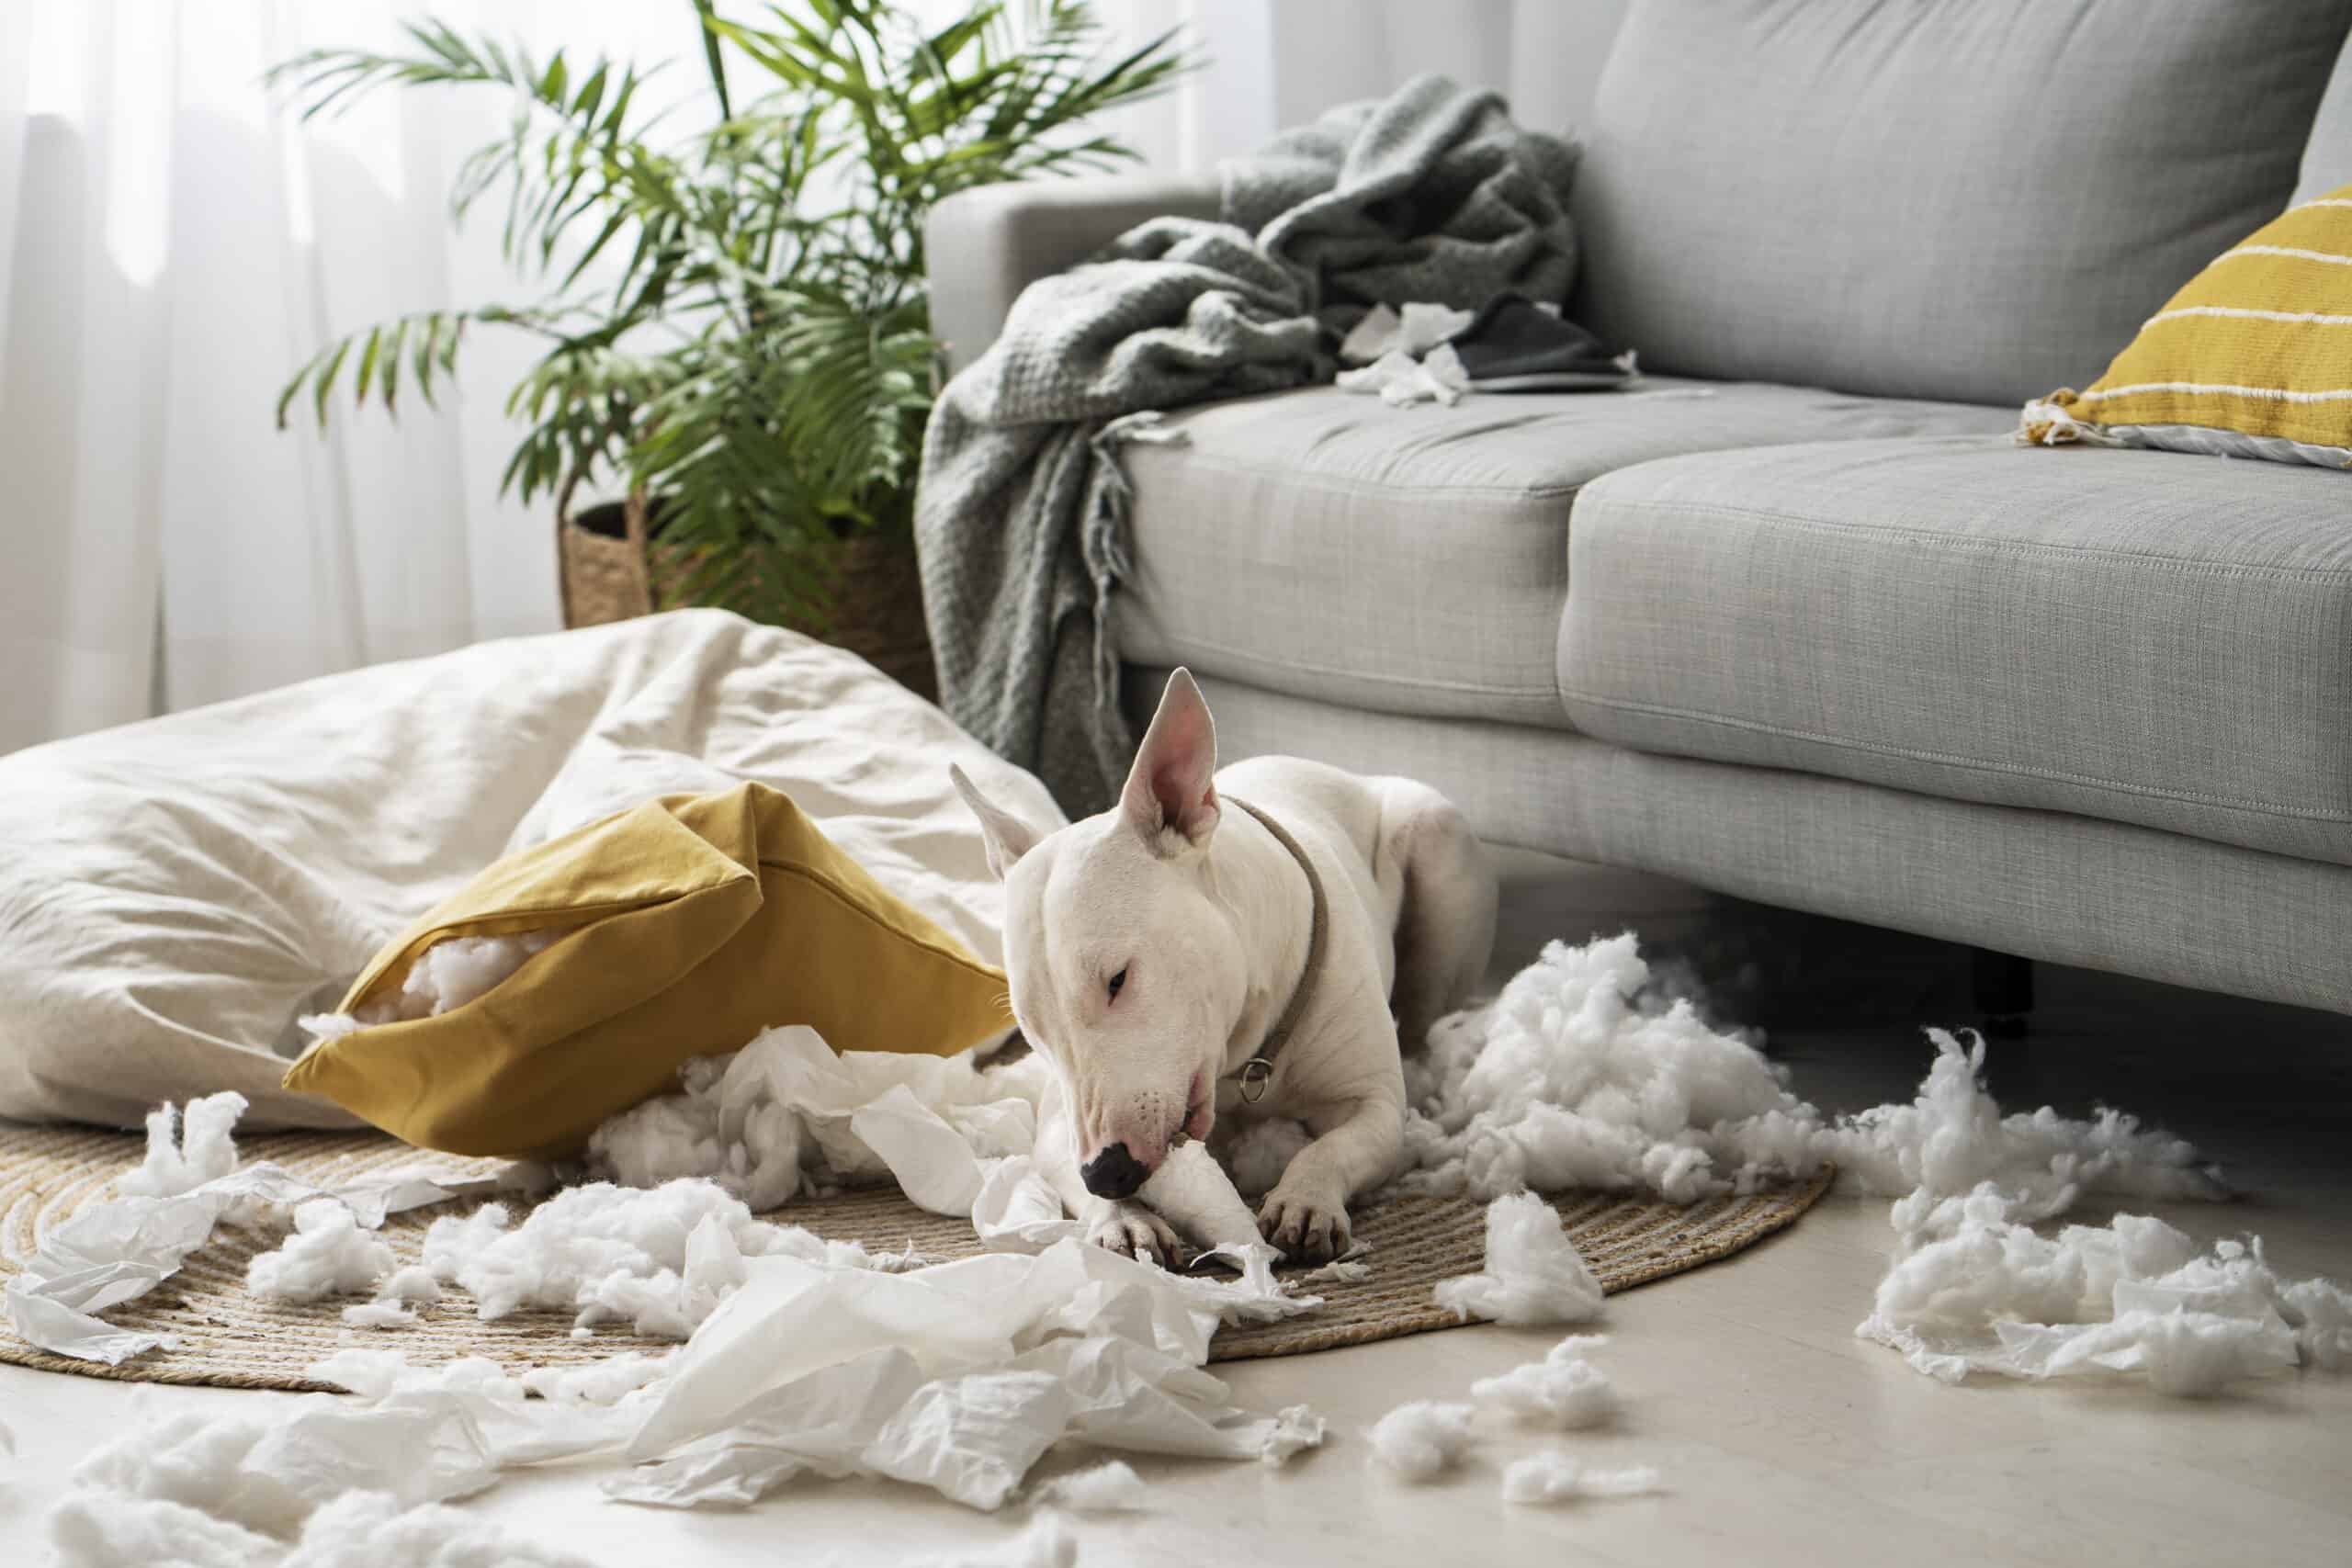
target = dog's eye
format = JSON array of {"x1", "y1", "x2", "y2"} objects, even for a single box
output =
[{"x1": 1106, "y1": 966, "x2": 1127, "y2": 1001}]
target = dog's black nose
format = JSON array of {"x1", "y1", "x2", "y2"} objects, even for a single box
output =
[{"x1": 1080, "y1": 1142, "x2": 1148, "y2": 1200}]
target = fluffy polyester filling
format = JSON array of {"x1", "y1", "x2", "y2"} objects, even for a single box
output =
[
  {"x1": 1858, "y1": 1183, "x2": 2352, "y2": 1395},
  {"x1": 1431, "y1": 1191, "x2": 1605, "y2": 1326},
  {"x1": 1365, "y1": 1400, "x2": 1476, "y2": 1482},
  {"x1": 1499, "y1": 1453, "x2": 1663, "y2": 1507},
  {"x1": 1402, "y1": 936, "x2": 2220, "y2": 1208},
  {"x1": 49, "y1": 1488, "x2": 601, "y2": 1568},
  {"x1": 303, "y1": 930, "x2": 562, "y2": 1039},
  {"x1": 1470, "y1": 1335, "x2": 1617, "y2": 1429},
  {"x1": 1372, "y1": 1334, "x2": 1647, "y2": 1495}
]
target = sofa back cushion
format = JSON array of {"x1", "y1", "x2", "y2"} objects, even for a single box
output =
[
  {"x1": 2297, "y1": 36, "x2": 2352, "y2": 204},
  {"x1": 1570, "y1": 0, "x2": 2352, "y2": 406}
]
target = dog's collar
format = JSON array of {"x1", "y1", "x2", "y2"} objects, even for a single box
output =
[{"x1": 1225, "y1": 798, "x2": 1327, "y2": 1104}]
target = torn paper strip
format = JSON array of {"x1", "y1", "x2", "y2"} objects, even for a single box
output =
[
  {"x1": 1136, "y1": 1140, "x2": 1263, "y2": 1253},
  {"x1": 1260, "y1": 1404, "x2": 1327, "y2": 1467},
  {"x1": 619, "y1": 1239, "x2": 1316, "y2": 1509}
]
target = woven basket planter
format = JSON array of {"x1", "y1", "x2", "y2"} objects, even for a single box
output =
[{"x1": 557, "y1": 486, "x2": 938, "y2": 702}]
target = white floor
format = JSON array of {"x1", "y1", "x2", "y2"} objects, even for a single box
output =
[{"x1": 6, "y1": 939, "x2": 2351, "y2": 1566}]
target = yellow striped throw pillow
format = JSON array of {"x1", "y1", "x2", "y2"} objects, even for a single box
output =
[{"x1": 2019, "y1": 184, "x2": 2352, "y2": 468}]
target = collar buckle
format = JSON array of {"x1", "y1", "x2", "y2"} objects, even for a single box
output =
[{"x1": 1237, "y1": 1056, "x2": 1274, "y2": 1104}]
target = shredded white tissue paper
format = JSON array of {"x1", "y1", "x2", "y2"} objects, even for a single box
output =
[
  {"x1": 1433, "y1": 1191, "x2": 1605, "y2": 1325},
  {"x1": 1032, "y1": 1459, "x2": 1148, "y2": 1513},
  {"x1": 587, "y1": 1023, "x2": 1046, "y2": 1214},
  {"x1": 248, "y1": 1200, "x2": 395, "y2": 1303},
  {"x1": 586, "y1": 1025, "x2": 1260, "y2": 1258},
  {"x1": 1261, "y1": 1403, "x2": 1328, "y2": 1467},
  {"x1": 1366, "y1": 1400, "x2": 1476, "y2": 1482},
  {"x1": 296, "y1": 1350, "x2": 650, "y2": 1476},
  {"x1": 524, "y1": 1351, "x2": 674, "y2": 1407},
  {"x1": 1471, "y1": 1335, "x2": 1616, "y2": 1428},
  {"x1": 1336, "y1": 343, "x2": 1472, "y2": 407},
  {"x1": 1337, "y1": 300, "x2": 1476, "y2": 365},
  {"x1": 614, "y1": 1237, "x2": 1316, "y2": 1512},
  {"x1": 6, "y1": 1151, "x2": 504, "y2": 1366},
  {"x1": 1135, "y1": 1139, "x2": 1265, "y2": 1252},
  {"x1": 119, "y1": 1091, "x2": 248, "y2": 1198},
  {"x1": 1498, "y1": 1453, "x2": 1663, "y2": 1506}
]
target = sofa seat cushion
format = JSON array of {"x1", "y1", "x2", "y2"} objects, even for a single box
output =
[
  {"x1": 1559, "y1": 437, "x2": 2352, "y2": 864},
  {"x1": 1114, "y1": 381, "x2": 2010, "y2": 728}
]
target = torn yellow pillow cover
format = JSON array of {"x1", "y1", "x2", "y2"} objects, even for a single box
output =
[
  {"x1": 284, "y1": 782, "x2": 1011, "y2": 1157},
  {"x1": 2023, "y1": 185, "x2": 2352, "y2": 462}
]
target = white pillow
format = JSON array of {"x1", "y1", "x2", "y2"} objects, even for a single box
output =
[{"x1": 0, "y1": 610, "x2": 1059, "y2": 1129}]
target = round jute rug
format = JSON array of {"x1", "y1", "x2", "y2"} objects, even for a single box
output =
[{"x1": 0, "y1": 1123, "x2": 1830, "y2": 1391}]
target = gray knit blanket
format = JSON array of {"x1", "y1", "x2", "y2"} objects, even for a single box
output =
[{"x1": 915, "y1": 75, "x2": 1578, "y2": 813}]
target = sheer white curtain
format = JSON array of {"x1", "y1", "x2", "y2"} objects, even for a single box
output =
[
  {"x1": 0, "y1": 0, "x2": 1615, "y2": 755},
  {"x1": 0, "y1": 2, "x2": 689, "y2": 754}
]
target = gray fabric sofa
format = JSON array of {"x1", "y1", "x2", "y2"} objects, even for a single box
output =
[{"x1": 922, "y1": 0, "x2": 2352, "y2": 1017}]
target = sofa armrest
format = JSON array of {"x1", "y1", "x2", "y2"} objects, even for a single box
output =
[{"x1": 925, "y1": 172, "x2": 1223, "y2": 373}]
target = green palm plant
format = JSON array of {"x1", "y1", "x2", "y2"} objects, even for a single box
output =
[{"x1": 273, "y1": 1, "x2": 1188, "y2": 635}]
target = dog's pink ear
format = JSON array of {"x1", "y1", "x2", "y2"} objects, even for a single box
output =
[
  {"x1": 952, "y1": 764, "x2": 1042, "y2": 879},
  {"x1": 1122, "y1": 668, "x2": 1219, "y2": 851}
]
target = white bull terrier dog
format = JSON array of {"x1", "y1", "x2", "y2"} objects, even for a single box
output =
[{"x1": 952, "y1": 668, "x2": 1497, "y2": 1267}]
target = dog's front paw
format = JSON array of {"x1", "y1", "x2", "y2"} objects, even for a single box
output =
[
  {"x1": 1085, "y1": 1201, "x2": 1183, "y2": 1269},
  {"x1": 1258, "y1": 1179, "x2": 1351, "y2": 1264}
]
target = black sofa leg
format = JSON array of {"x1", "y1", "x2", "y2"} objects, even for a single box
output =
[{"x1": 1971, "y1": 947, "x2": 2034, "y2": 1038}]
